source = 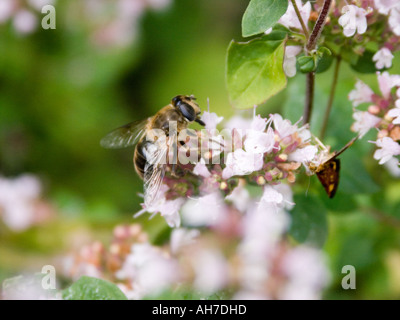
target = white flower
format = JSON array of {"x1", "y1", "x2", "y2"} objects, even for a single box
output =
[
  {"x1": 181, "y1": 192, "x2": 226, "y2": 227},
  {"x1": 222, "y1": 149, "x2": 264, "y2": 179},
  {"x1": 389, "y1": 8, "x2": 400, "y2": 35},
  {"x1": 13, "y1": 9, "x2": 38, "y2": 34},
  {"x1": 338, "y1": 5, "x2": 368, "y2": 37},
  {"x1": 383, "y1": 157, "x2": 400, "y2": 177},
  {"x1": 387, "y1": 103, "x2": 400, "y2": 124},
  {"x1": 377, "y1": 71, "x2": 400, "y2": 99},
  {"x1": 280, "y1": 246, "x2": 330, "y2": 300},
  {"x1": 284, "y1": 46, "x2": 302, "y2": 78},
  {"x1": 244, "y1": 127, "x2": 275, "y2": 154},
  {"x1": 200, "y1": 111, "x2": 224, "y2": 130},
  {"x1": 370, "y1": 137, "x2": 400, "y2": 164},
  {"x1": 279, "y1": 0, "x2": 311, "y2": 31},
  {"x1": 116, "y1": 243, "x2": 178, "y2": 298},
  {"x1": 260, "y1": 184, "x2": 294, "y2": 211},
  {"x1": 170, "y1": 228, "x2": 200, "y2": 254},
  {"x1": 0, "y1": 174, "x2": 42, "y2": 232},
  {"x1": 225, "y1": 185, "x2": 251, "y2": 212},
  {"x1": 288, "y1": 145, "x2": 318, "y2": 163},
  {"x1": 348, "y1": 79, "x2": 374, "y2": 106},
  {"x1": 135, "y1": 186, "x2": 184, "y2": 228},
  {"x1": 193, "y1": 158, "x2": 211, "y2": 178},
  {"x1": 272, "y1": 113, "x2": 297, "y2": 138},
  {"x1": 373, "y1": 48, "x2": 394, "y2": 70},
  {"x1": 192, "y1": 249, "x2": 228, "y2": 294},
  {"x1": 250, "y1": 114, "x2": 268, "y2": 132},
  {"x1": 28, "y1": 0, "x2": 55, "y2": 10},
  {"x1": 374, "y1": 0, "x2": 400, "y2": 15},
  {"x1": 352, "y1": 111, "x2": 381, "y2": 138},
  {"x1": 0, "y1": 0, "x2": 14, "y2": 23}
]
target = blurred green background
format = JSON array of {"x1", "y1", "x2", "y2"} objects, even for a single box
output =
[{"x1": 1, "y1": 0, "x2": 400, "y2": 299}]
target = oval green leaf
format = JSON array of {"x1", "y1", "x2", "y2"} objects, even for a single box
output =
[
  {"x1": 62, "y1": 276, "x2": 128, "y2": 300},
  {"x1": 226, "y1": 33, "x2": 287, "y2": 109},
  {"x1": 242, "y1": 0, "x2": 289, "y2": 37}
]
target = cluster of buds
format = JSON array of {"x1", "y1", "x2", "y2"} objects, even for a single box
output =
[{"x1": 348, "y1": 71, "x2": 400, "y2": 172}]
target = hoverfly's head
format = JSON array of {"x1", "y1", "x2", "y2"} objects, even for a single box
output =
[{"x1": 172, "y1": 95, "x2": 205, "y2": 126}]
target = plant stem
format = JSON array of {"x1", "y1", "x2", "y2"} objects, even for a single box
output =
[
  {"x1": 306, "y1": 0, "x2": 332, "y2": 53},
  {"x1": 303, "y1": 72, "x2": 315, "y2": 125},
  {"x1": 302, "y1": 0, "x2": 332, "y2": 126},
  {"x1": 320, "y1": 57, "x2": 341, "y2": 140},
  {"x1": 290, "y1": 0, "x2": 309, "y2": 41}
]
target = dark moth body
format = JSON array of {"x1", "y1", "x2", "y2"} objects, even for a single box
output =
[{"x1": 315, "y1": 158, "x2": 340, "y2": 198}]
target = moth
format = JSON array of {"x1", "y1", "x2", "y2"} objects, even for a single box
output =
[{"x1": 309, "y1": 136, "x2": 358, "y2": 198}]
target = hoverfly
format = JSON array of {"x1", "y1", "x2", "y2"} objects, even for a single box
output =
[
  {"x1": 100, "y1": 95, "x2": 205, "y2": 207},
  {"x1": 308, "y1": 135, "x2": 358, "y2": 198}
]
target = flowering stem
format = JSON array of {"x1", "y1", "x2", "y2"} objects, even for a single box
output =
[
  {"x1": 306, "y1": 0, "x2": 332, "y2": 53},
  {"x1": 320, "y1": 57, "x2": 341, "y2": 140},
  {"x1": 290, "y1": 0, "x2": 309, "y2": 41},
  {"x1": 302, "y1": 0, "x2": 332, "y2": 126},
  {"x1": 303, "y1": 72, "x2": 315, "y2": 125}
]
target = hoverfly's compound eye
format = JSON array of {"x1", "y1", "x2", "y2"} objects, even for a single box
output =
[
  {"x1": 178, "y1": 102, "x2": 196, "y2": 122},
  {"x1": 172, "y1": 95, "x2": 182, "y2": 107}
]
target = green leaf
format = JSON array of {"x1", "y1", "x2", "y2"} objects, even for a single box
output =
[
  {"x1": 350, "y1": 49, "x2": 380, "y2": 74},
  {"x1": 289, "y1": 194, "x2": 328, "y2": 247},
  {"x1": 62, "y1": 276, "x2": 128, "y2": 300},
  {"x1": 226, "y1": 32, "x2": 287, "y2": 109},
  {"x1": 242, "y1": 0, "x2": 289, "y2": 37}
]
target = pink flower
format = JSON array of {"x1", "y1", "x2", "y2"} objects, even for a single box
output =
[
  {"x1": 352, "y1": 111, "x2": 381, "y2": 138},
  {"x1": 338, "y1": 5, "x2": 368, "y2": 37},
  {"x1": 348, "y1": 80, "x2": 374, "y2": 107},
  {"x1": 13, "y1": 9, "x2": 38, "y2": 34},
  {"x1": 279, "y1": 0, "x2": 311, "y2": 31},
  {"x1": 0, "y1": 0, "x2": 14, "y2": 23},
  {"x1": 374, "y1": 0, "x2": 400, "y2": 15},
  {"x1": 200, "y1": 111, "x2": 224, "y2": 130},
  {"x1": 370, "y1": 137, "x2": 400, "y2": 164},
  {"x1": 389, "y1": 7, "x2": 400, "y2": 35},
  {"x1": 373, "y1": 48, "x2": 394, "y2": 69},
  {"x1": 377, "y1": 71, "x2": 400, "y2": 99},
  {"x1": 387, "y1": 103, "x2": 400, "y2": 124},
  {"x1": 222, "y1": 149, "x2": 264, "y2": 179}
]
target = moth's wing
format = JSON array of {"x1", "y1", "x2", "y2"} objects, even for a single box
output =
[
  {"x1": 142, "y1": 136, "x2": 170, "y2": 208},
  {"x1": 100, "y1": 119, "x2": 148, "y2": 149},
  {"x1": 316, "y1": 158, "x2": 340, "y2": 198}
]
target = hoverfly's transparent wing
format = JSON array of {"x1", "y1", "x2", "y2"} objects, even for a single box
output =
[
  {"x1": 100, "y1": 119, "x2": 149, "y2": 149},
  {"x1": 142, "y1": 135, "x2": 170, "y2": 208}
]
